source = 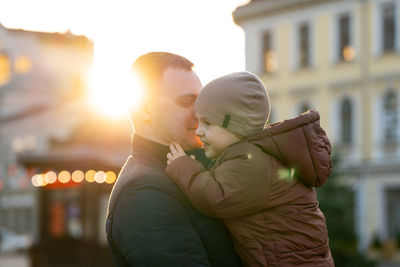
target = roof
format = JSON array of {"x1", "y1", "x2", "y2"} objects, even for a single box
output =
[
  {"x1": 0, "y1": 23, "x2": 93, "y2": 46},
  {"x1": 232, "y1": 0, "x2": 341, "y2": 25},
  {"x1": 18, "y1": 110, "x2": 132, "y2": 171}
]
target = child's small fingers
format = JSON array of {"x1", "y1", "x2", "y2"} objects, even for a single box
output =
[
  {"x1": 167, "y1": 152, "x2": 173, "y2": 159},
  {"x1": 172, "y1": 142, "x2": 184, "y2": 154},
  {"x1": 175, "y1": 143, "x2": 185, "y2": 153},
  {"x1": 169, "y1": 143, "x2": 177, "y2": 154},
  {"x1": 172, "y1": 141, "x2": 180, "y2": 151}
]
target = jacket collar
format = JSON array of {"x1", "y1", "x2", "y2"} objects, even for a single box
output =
[
  {"x1": 132, "y1": 134, "x2": 213, "y2": 169},
  {"x1": 132, "y1": 134, "x2": 169, "y2": 167}
]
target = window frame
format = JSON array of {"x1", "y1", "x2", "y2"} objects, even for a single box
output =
[
  {"x1": 382, "y1": 1, "x2": 397, "y2": 53},
  {"x1": 298, "y1": 22, "x2": 311, "y2": 68},
  {"x1": 292, "y1": 19, "x2": 315, "y2": 70},
  {"x1": 340, "y1": 97, "x2": 353, "y2": 145},
  {"x1": 261, "y1": 30, "x2": 276, "y2": 73},
  {"x1": 374, "y1": 0, "x2": 399, "y2": 56},
  {"x1": 382, "y1": 90, "x2": 399, "y2": 145}
]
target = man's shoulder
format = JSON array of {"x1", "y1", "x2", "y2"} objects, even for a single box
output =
[
  {"x1": 119, "y1": 172, "x2": 178, "y2": 197},
  {"x1": 117, "y1": 155, "x2": 175, "y2": 188},
  {"x1": 108, "y1": 155, "x2": 182, "y2": 216}
]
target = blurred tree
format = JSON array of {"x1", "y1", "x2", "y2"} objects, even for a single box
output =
[{"x1": 316, "y1": 157, "x2": 376, "y2": 267}]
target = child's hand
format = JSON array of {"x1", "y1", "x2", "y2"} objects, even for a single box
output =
[{"x1": 167, "y1": 142, "x2": 187, "y2": 165}]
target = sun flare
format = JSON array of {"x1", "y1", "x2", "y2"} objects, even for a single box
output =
[{"x1": 87, "y1": 66, "x2": 144, "y2": 118}]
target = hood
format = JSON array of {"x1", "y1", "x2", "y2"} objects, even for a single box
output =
[{"x1": 245, "y1": 110, "x2": 332, "y2": 187}]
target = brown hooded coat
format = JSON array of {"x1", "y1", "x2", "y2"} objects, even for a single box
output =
[{"x1": 166, "y1": 110, "x2": 335, "y2": 267}]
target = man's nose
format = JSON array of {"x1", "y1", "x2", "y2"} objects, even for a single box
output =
[{"x1": 191, "y1": 108, "x2": 197, "y2": 119}]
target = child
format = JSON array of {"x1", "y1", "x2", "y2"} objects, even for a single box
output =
[{"x1": 166, "y1": 72, "x2": 335, "y2": 267}]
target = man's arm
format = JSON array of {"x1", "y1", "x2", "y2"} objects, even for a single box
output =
[{"x1": 112, "y1": 180, "x2": 211, "y2": 267}]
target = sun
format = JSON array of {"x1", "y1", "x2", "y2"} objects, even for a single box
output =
[{"x1": 87, "y1": 65, "x2": 144, "y2": 119}]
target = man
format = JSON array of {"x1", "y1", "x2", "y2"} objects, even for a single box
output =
[{"x1": 106, "y1": 52, "x2": 242, "y2": 267}]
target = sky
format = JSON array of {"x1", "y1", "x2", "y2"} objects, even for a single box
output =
[{"x1": 0, "y1": 0, "x2": 250, "y2": 117}]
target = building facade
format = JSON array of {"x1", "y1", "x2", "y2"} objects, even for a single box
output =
[
  {"x1": 233, "y1": 0, "x2": 400, "y2": 253},
  {"x1": 0, "y1": 23, "x2": 93, "y2": 243}
]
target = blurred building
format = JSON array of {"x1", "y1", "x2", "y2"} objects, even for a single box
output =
[
  {"x1": 233, "y1": 0, "x2": 399, "y2": 255},
  {"x1": 0, "y1": 24, "x2": 132, "y2": 265},
  {"x1": 0, "y1": 23, "x2": 93, "y2": 243},
  {"x1": 18, "y1": 110, "x2": 131, "y2": 266}
]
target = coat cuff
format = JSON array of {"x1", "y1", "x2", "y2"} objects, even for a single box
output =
[{"x1": 166, "y1": 156, "x2": 205, "y2": 187}]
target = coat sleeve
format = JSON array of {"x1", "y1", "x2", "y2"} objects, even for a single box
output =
[
  {"x1": 112, "y1": 181, "x2": 211, "y2": 267},
  {"x1": 166, "y1": 143, "x2": 271, "y2": 219}
]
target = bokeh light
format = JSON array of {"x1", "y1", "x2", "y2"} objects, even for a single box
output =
[
  {"x1": 44, "y1": 171, "x2": 57, "y2": 184},
  {"x1": 58, "y1": 171, "x2": 71, "y2": 183},
  {"x1": 31, "y1": 174, "x2": 47, "y2": 187},
  {"x1": 94, "y1": 171, "x2": 106, "y2": 183},
  {"x1": 105, "y1": 171, "x2": 117, "y2": 184},
  {"x1": 343, "y1": 45, "x2": 356, "y2": 62},
  {"x1": 85, "y1": 170, "x2": 96, "y2": 183},
  {"x1": 31, "y1": 174, "x2": 40, "y2": 187},
  {"x1": 14, "y1": 55, "x2": 32, "y2": 74},
  {"x1": 72, "y1": 170, "x2": 85, "y2": 183}
]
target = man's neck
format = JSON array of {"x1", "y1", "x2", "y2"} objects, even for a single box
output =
[{"x1": 134, "y1": 128, "x2": 169, "y2": 147}]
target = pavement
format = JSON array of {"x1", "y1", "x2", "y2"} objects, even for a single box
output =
[{"x1": 0, "y1": 252, "x2": 29, "y2": 267}]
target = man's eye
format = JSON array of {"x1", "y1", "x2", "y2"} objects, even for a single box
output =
[{"x1": 176, "y1": 96, "x2": 195, "y2": 108}]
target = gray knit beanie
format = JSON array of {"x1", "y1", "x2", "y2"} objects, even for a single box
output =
[{"x1": 195, "y1": 71, "x2": 270, "y2": 137}]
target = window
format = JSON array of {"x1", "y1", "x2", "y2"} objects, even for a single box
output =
[
  {"x1": 262, "y1": 31, "x2": 277, "y2": 73},
  {"x1": 338, "y1": 14, "x2": 355, "y2": 62},
  {"x1": 340, "y1": 98, "x2": 353, "y2": 145},
  {"x1": 386, "y1": 188, "x2": 400, "y2": 241},
  {"x1": 299, "y1": 23, "x2": 310, "y2": 68},
  {"x1": 14, "y1": 55, "x2": 32, "y2": 74},
  {"x1": 49, "y1": 189, "x2": 83, "y2": 239},
  {"x1": 383, "y1": 90, "x2": 398, "y2": 144},
  {"x1": 382, "y1": 2, "x2": 396, "y2": 52},
  {"x1": 0, "y1": 53, "x2": 11, "y2": 86}
]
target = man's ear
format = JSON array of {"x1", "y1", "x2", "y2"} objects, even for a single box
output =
[
  {"x1": 141, "y1": 104, "x2": 152, "y2": 122},
  {"x1": 132, "y1": 101, "x2": 152, "y2": 123}
]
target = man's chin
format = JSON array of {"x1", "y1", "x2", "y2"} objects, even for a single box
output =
[{"x1": 182, "y1": 137, "x2": 202, "y2": 151}]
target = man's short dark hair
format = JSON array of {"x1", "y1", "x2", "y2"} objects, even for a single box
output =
[{"x1": 132, "y1": 52, "x2": 194, "y2": 95}]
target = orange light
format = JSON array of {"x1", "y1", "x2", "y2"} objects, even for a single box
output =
[
  {"x1": 85, "y1": 170, "x2": 96, "y2": 183},
  {"x1": 72, "y1": 170, "x2": 85, "y2": 183},
  {"x1": 343, "y1": 45, "x2": 355, "y2": 62},
  {"x1": 264, "y1": 50, "x2": 278, "y2": 72},
  {"x1": 0, "y1": 53, "x2": 11, "y2": 86},
  {"x1": 58, "y1": 171, "x2": 71, "y2": 184},
  {"x1": 14, "y1": 55, "x2": 32, "y2": 74},
  {"x1": 105, "y1": 171, "x2": 117, "y2": 184}
]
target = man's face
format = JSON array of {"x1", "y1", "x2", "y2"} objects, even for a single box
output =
[{"x1": 150, "y1": 67, "x2": 203, "y2": 150}]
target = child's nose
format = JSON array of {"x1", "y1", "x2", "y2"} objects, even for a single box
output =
[{"x1": 195, "y1": 127, "x2": 203, "y2": 137}]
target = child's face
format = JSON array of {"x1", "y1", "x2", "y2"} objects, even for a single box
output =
[{"x1": 195, "y1": 113, "x2": 242, "y2": 159}]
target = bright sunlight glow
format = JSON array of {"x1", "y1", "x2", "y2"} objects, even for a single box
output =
[
  {"x1": 87, "y1": 66, "x2": 144, "y2": 118},
  {"x1": 0, "y1": 0, "x2": 248, "y2": 119}
]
